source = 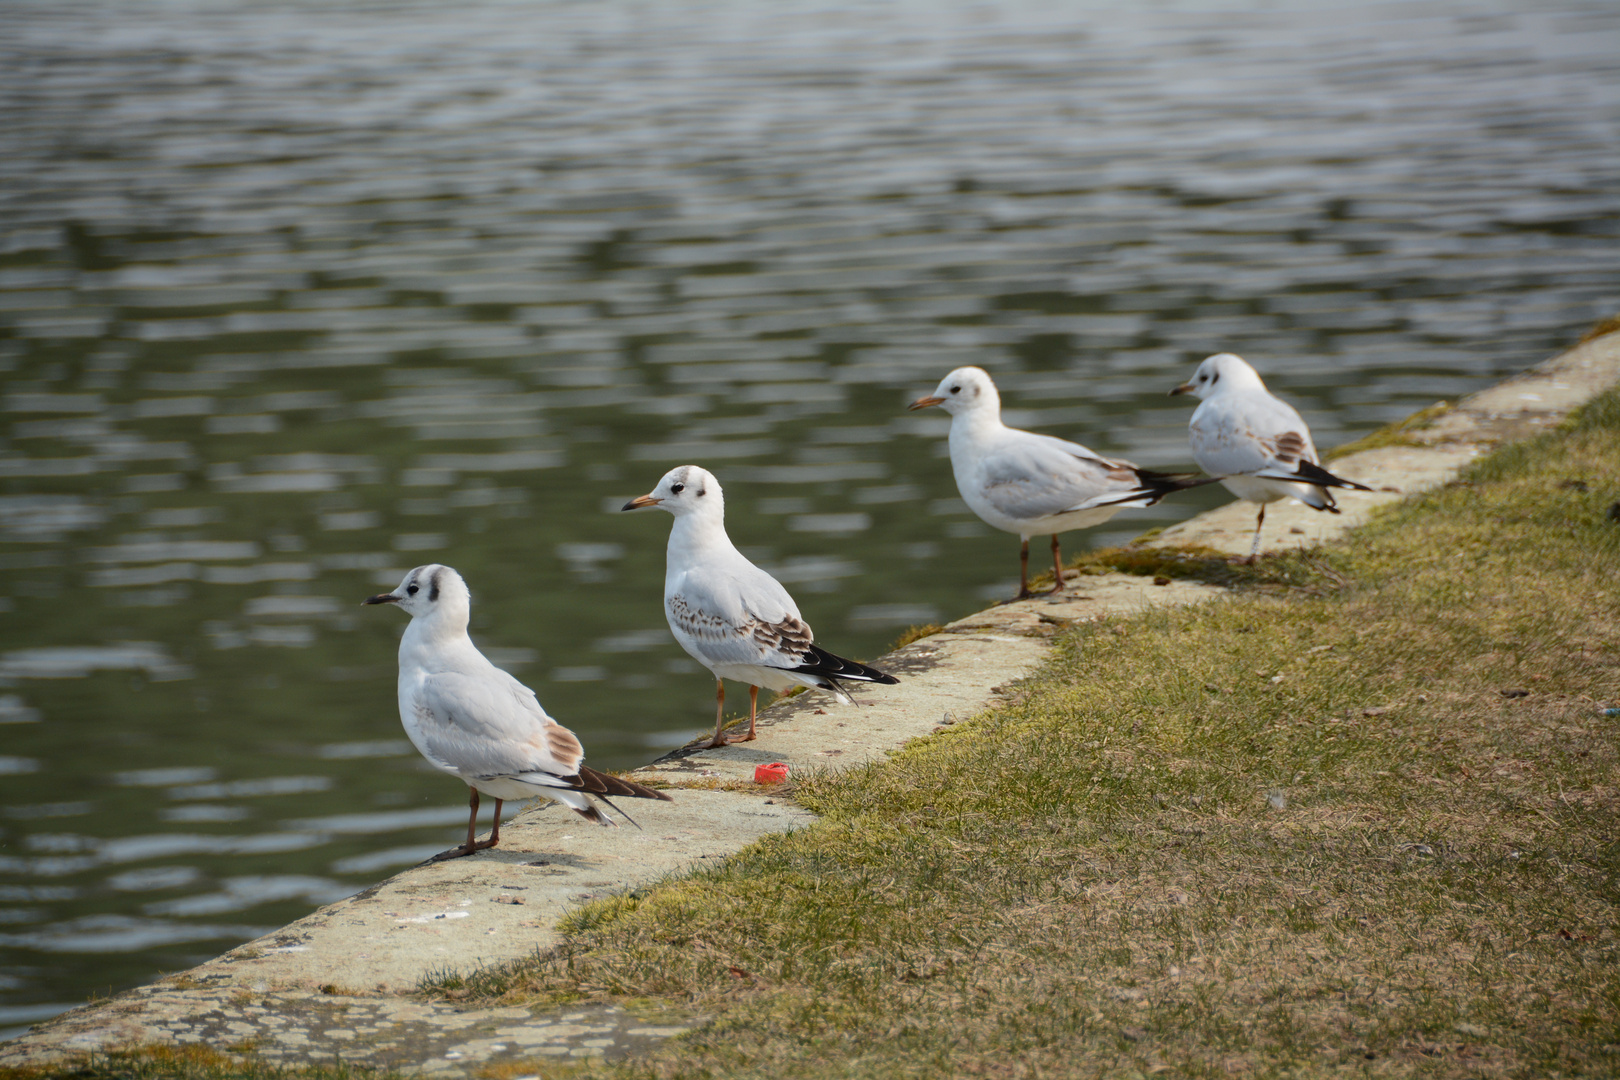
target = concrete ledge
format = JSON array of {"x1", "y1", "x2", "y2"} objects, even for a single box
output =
[{"x1": 3, "y1": 331, "x2": 1617, "y2": 1075}]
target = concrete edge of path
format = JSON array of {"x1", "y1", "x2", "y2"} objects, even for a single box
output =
[{"x1": 3, "y1": 329, "x2": 1617, "y2": 1074}]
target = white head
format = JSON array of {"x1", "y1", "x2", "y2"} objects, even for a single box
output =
[
  {"x1": 363, "y1": 563, "x2": 471, "y2": 628},
  {"x1": 907, "y1": 365, "x2": 1001, "y2": 417},
  {"x1": 621, "y1": 464, "x2": 725, "y2": 519},
  {"x1": 1170, "y1": 353, "x2": 1265, "y2": 400}
]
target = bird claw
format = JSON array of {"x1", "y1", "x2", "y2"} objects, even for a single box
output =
[{"x1": 431, "y1": 838, "x2": 498, "y2": 861}]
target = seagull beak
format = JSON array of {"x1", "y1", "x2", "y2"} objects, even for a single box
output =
[
  {"x1": 1169, "y1": 382, "x2": 1194, "y2": 396},
  {"x1": 621, "y1": 493, "x2": 662, "y2": 511},
  {"x1": 362, "y1": 593, "x2": 401, "y2": 605},
  {"x1": 907, "y1": 395, "x2": 944, "y2": 411}
]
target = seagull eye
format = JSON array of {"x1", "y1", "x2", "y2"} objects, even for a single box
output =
[
  {"x1": 406, "y1": 584, "x2": 419, "y2": 595},
  {"x1": 949, "y1": 385, "x2": 960, "y2": 394},
  {"x1": 670, "y1": 482, "x2": 685, "y2": 494}
]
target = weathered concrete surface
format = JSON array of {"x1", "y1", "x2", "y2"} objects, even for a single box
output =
[
  {"x1": 197, "y1": 791, "x2": 810, "y2": 994},
  {"x1": 3, "y1": 332, "x2": 1617, "y2": 1075}
]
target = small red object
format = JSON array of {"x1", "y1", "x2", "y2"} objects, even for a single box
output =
[{"x1": 754, "y1": 762, "x2": 790, "y2": 784}]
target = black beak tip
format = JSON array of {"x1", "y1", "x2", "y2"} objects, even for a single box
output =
[
  {"x1": 620, "y1": 500, "x2": 637, "y2": 512},
  {"x1": 362, "y1": 593, "x2": 399, "y2": 606}
]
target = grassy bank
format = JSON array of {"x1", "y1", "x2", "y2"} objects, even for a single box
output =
[{"x1": 424, "y1": 387, "x2": 1620, "y2": 1078}]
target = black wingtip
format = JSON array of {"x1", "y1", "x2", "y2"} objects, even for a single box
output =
[
  {"x1": 1294, "y1": 459, "x2": 1373, "y2": 492},
  {"x1": 1125, "y1": 468, "x2": 1220, "y2": 505},
  {"x1": 790, "y1": 644, "x2": 898, "y2": 686}
]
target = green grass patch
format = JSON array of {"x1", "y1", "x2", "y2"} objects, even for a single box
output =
[{"x1": 433, "y1": 384, "x2": 1620, "y2": 1078}]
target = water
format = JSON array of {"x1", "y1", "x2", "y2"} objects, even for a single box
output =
[{"x1": 1, "y1": 0, "x2": 1617, "y2": 1036}]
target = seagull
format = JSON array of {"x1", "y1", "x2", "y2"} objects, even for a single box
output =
[
  {"x1": 909, "y1": 365, "x2": 1211, "y2": 598},
  {"x1": 363, "y1": 564, "x2": 671, "y2": 860},
  {"x1": 1170, "y1": 352, "x2": 1372, "y2": 561},
  {"x1": 622, "y1": 465, "x2": 898, "y2": 749}
]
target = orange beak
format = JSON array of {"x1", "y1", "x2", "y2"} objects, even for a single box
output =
[
  {"x1": 1169, "y1": 383, "x2": 1194, "y2": 396},
  {"x1": 907, "y1": 395, "x2": 945, "y2": 411},
  {"x1": 621, "y1": 493, "x2": 662, "y2": 511}
]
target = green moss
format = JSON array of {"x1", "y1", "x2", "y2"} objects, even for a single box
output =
[{"x1": 1321, "y1": 400, "x2": 1453, "y2": 461}]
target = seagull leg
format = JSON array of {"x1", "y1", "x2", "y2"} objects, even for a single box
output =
[
  {"x1": 706, "y1": 678, "x2": 728, "y2": 748},
  {"x1": 745, "y1": 684, "x2": 759, "y2": 741},
  {"x1": 485, "y1": 800, "x2": 503, "y2": 848},
  {"x1": 435, "y1": 787, "x2": 499, "y2": 861},
  {"x1": 1245, "y1": 505, "x2": 1266, "y2": 564},
  {"x1": 1048, "y1": 534, "x2": 1065, "y2": 594},
  {"x1": 1017, "y1": 539, "x2": 1032, "y2": 599}
]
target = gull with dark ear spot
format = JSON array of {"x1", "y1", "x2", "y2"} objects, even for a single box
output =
[
  {"x1": 1171, "y1": 353, "x2": 1372, "y2": 562},
  {"x1": 623, "y1": 465, "x2": 898, "y2": 749},
  {"x1": 363, "y1": 563, "x2": 670, "y2": 860},
  {"x1": 910, "y1": 366, "x2": 1212, "y2": 598}
]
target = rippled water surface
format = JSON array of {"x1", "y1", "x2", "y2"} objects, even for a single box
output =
[{"x1": 1, "y1": 0, "x2": 1617, "y2": 1034}]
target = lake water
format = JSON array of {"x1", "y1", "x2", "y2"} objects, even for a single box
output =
[{"x1": 1, "y1": 0, "x2": 1617, "y2": 1037}]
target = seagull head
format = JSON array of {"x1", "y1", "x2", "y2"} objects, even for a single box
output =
[
  {"x1": 1170, "y1": 353, "x2": 1262, "y2": 399},
  {"x1": 362, "y1": 563, "x2": 471, "y2": 624},
  {"x1": 621, "y1": 465, "x2": 724, "y2": 518},
  {"x1": 908, "y1": 365, "x2": 1000, "y2": 417}
]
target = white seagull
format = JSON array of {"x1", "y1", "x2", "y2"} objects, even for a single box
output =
[
  {"x1": 909, "y1": 365, "x2": 1210, "y2": 598},
  {"x1": 364, "y1": 564, "x2": 670, "y2": 860},
  {"x1": 622, "y1": 465, "x2": 898, "y2": 749},
  {"x1": 1171, "y1": 352, "x2": 1372, "y2": 561}
]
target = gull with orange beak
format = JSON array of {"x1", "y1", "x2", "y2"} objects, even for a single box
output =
[
  {"x1": 364, "y1": 563, "x2": 670, "y2": 860},
  {"x1": 623, "y1": 465, "x2": 898, "y2": 748},
  {"x1": 910, "y1": 366, "x2": 1210, "y2": 598}
]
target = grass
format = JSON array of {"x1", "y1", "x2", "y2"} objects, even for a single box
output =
[{"x1": 411, "y1": 385, "x2": 1620, "y2": 1078}]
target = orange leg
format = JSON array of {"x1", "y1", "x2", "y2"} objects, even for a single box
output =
[
  {"x1": 1245, "y1": 504, "x2": 1266, "y2": 564},
  {"x1": 1048, "y1": 534, "x2": 1064, "y2": 594},
  {"x1": 435, "y1": 788, "x2": 503, "y2": 860},
  {"x1": 744, "y1": 685, "x2": 759, "y2": 741},
  {"x1": 1017, "y1": 538, "x2": 1032, "y2": 599},
  {"x1": 706, "y1": 678, "x2": 728, "y2": 748}
]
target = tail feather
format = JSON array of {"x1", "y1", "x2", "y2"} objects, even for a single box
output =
[
  {"x1": 1074, "y1": 469, "x2": 1216, "y2": 512},
  {"x1": 562, "y1": 765, "x2": 672, "y2": 830},
  {"x1": 573, "y1": 764, "x2": 674, "y2": 802},
  {"x1": 786, "y1": 643, "x2": 899, "y2": 686},
  {"x1": 1134, "y1": 468, "x2": 1221, "y2": 500}
]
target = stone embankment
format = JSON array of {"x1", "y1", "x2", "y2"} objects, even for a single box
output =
[{"x1": 3, "y1": 332, "x2": 1616, "y2": 1075}]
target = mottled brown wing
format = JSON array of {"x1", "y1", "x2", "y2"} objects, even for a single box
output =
[
  {"x1": 749, "y1": 614, "x2": 814, "y2": 663},
  {"x1": 1269, "y1": 430, "x2": 1310, "y2": 465}
]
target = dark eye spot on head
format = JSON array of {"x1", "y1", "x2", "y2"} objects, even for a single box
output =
[
  {"x1": 428, "y1": 569, "x2": 441, "y2": 602},
  {"x1": 671, "y1": 482, "x2": 685, "y2": 494},
  {"x1": 1210, "y1": 371, "x2": 1220, "y2": 384},
  {"x1": 406, "y1": 584, "x2": 419, "y2": 596},
  {"x1": 696, "y1": 486, "x2": 706, "y2": 497},
  {"x1": 949, "y1": 385, "x2": 960, "y2": 394}
]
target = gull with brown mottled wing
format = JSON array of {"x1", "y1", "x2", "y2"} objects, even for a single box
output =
[
  {"x1": 1171, "y1": 352, "x2": 1372, "y2": 561},
  {"x1": 623, "y1": 466, "x2": 898, "y2": 749}
]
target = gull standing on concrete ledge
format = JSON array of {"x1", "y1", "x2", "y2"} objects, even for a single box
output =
[
  {"x1": 364, "y1": 564, "x2": 671, "y2": 860},
  {"x1": 1171, "y1": 352, "x2": 1373, "y2": 562},
  {"x1": 910, "y1": 366, "x2": 1210, "y2": 599},
  {"x1": 623, "y1": 465, "x2": 898, "y2": 749}
]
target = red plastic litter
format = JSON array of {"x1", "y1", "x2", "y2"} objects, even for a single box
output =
[{"x1": 754, "y1": 762, "x2": 790, "y2": 784}]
